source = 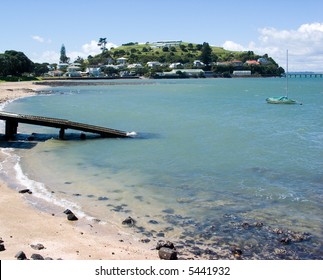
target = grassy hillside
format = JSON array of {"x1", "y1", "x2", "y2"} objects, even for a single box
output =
[
  {"x1": 87, "y1": 42, "x2": 283, "y2": 77},
  {"x1": 90, "y1": 42, "x2": 241, "y2": 65}
]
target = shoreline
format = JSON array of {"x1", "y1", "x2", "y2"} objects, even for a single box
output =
[{"x1": 0, "y1": 81, "x2": 157, "y2": 260}]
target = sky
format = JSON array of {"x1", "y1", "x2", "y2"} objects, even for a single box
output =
[{"x1": 1, "y1": 0, "x2": 323, "y2": 71}]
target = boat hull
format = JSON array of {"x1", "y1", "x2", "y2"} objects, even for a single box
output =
[{"x1": 266, "y1": 96, "x2": 297, "y2": 104}]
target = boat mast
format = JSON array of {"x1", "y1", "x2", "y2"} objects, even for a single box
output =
[{"x1": 286, "y1": 49, "x2": 289, "y2": 98}]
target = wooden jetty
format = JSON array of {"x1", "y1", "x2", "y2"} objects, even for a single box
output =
[{"x1": 0, "y1": 111, "x2": 129, "y2": 139}]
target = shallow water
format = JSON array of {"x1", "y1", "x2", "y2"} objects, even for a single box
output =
[{"x1": 1, "y1": 78, "x2": 323, "y2": 259}]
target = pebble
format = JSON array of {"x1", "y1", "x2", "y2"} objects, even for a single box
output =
[
  {"x1": 31, "y1": 243, "x2": 45, "y2": 250},
  {"x1": 15, "y1": 251, "x2": 27, "y2": 260}
]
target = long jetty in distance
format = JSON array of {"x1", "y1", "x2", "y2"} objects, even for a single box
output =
[{"x1": 0, "y1": 111, "x2": 130, "y2": 139}]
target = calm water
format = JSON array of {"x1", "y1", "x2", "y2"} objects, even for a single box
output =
[{"x1": 1, "y1": 78, "x2": 323, "y2": 259}]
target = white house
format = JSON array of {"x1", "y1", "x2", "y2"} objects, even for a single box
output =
[
  {"x1": 116, "y1": 57, "x2": 127, "y2": 65},
  {"x1": 169, "y1": 62, "x2": 183, "y2": 69},
  {"x1": 193, "y1": 60, "x2": 205, "y2": 67},
  {"x1": 147, "y1": 61, "x2": 162, "y2": 68},
  {"x1": 127, "y1": 63, "x2": 143, "y2": 69}
]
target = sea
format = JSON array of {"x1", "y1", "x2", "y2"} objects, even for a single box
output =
[{"x1": 1, "y1": 78, "x2": 322, "y2": 259}]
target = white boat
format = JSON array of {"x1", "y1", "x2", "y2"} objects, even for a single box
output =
[
  {"x1": 266, "y1": 96, "x2": 297, "y2": 104},
  {"x1": 266, "y1": 50, "x2": 299, "y2": 105}
]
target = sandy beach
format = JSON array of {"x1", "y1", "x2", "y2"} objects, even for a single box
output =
[{"x1": 0, "y1": 81, "x2": 157, "y2": 260}]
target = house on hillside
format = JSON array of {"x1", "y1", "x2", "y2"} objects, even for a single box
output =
[
  {"x1": 193, "y1": 60, "x2": 205, "y2": 67},
  {"x1": 245, "y1": 60, "x2": 260, "y2": 65},
  {"x1": 230, "y1": 60, "x2": 243, "y2": 67},
  {"x1": 152, "y1": 40, "x2": 182, "y2": 48},
  {"x1": 116, "y1": 57, "x2": 127, "y2": 65},
  {"x1": 127, "y1": 63, "x2": 143, "y2": 69},
  {"x1": 147, "y1": 61, "x2": 162, "y2": 68},
  {"x1": 169, "y1": 62, "x2": 183, "y2": 69}
]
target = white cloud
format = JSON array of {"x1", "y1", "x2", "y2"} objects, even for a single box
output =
[
  {"x1": 31, "y1": 50, "x2": 59, "y2": 64},
  {"x1": 32, "y1": 35, "x2": 45, "y2": 43},
  {"x1": 31, "y1": 40, "x2": 118, "y2": 64},
  {"x1": 222, "y1": 41, "x2": 246, "y2": 52},
  {"x1": 81, "y1": 40, "x2": 102, "y2": 56},
  {"x1": 32, "y1": 35, "x2": 51, "y2": 44},
  {"x1": 223, "y1": 22, "x2": 323, "y2": 71}
]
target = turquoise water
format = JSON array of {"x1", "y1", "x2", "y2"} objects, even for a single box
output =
[{"x1": 2, "y1": 78, "x2": 323, "y2": 259}]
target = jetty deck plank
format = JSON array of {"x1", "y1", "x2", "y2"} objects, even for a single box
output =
[{"x1": 0, "y1": 111, "x2": 129, "y2": 139}]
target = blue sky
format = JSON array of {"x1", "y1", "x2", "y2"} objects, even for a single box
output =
[{"x1": 1, "y1": 0, "x2": 323, "y2": 71}]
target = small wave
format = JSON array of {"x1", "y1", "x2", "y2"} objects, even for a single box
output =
[
  {"x1": 126, "y1": 131, "x2": 137, "y2": 137},
  {"x1": 0, "y1": 148, "x2": 92, "y2": 219}
]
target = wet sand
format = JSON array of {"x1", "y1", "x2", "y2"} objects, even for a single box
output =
[{"x1": 0, "y1": 81, "x2": 157, "y2": 260}]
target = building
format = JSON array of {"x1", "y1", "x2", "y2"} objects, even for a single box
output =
[
  {"x1": 193, "y1": 60, "x2": 205, "y2": 67},
  {"x1": 232, "y1": 70, "x2": 251, "y2": 76},
  {"x1": 147, "y1": 61, "x2": 162, "y2": 68},
  {"x1": 230, "y1": 60, "x2": 243, "y2": 67},
  {"x1": 127, "y1": 63, "x2": 143, "y2": 69},
  {"x1": 152, "y1": 40, "x2": 182, "y2": 48},
  {"x1": 245, "y1": 60, "x2": 260, "y2": 65},
  {"x1": 116, "y1": 57, "x2": 127, "y2": 65},
  {"x1": 169, "y1": 62, "x2": 183, "y2": 69}
]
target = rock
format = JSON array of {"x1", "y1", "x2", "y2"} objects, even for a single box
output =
[
  {"x1": 158, "y1": 247, "x2": 177, "y2": 260},
  {"x1": 15, "y1": 251, "x2": 27, "y2": 260},
  {"x1": 67, "y1": 213, "x2": 78, "y2": 221},
  {"x1": 63, "y1": 209, "x2": 78, "y2": 221},
  {"x1": 63, "y1": 209, "x2": 73, "y2": 215},
  {"x1": 31, "y1": 243, "x2": 45, "y2": 250},
  {"x1": 273, "y1": 228, "x2": 284, "y2": 234},
  {"x1": 156, "y1": 240, "x2": 175, "y2": 250},
  {"x1": 98, "y1": 196, "x2": 109, "y2": 201},
  {"x1": 274, "y1": 248, "x2": 287, "y2": 255},
  {"x1": 30, "y1": 253, "x2": 44, "y2": 260},
  {"x1": 18, "y1": 189, "x2": 32, "y2": 194},
  {"x1": 0, "y1": 243, "x2": 5, "y2": 251},
  {"x1": 231, "y1": 247, "x2": 243, "y2": 257},
  {"x1": 122, "y1": 216, "x2": 135, "y2": 226},
  {"x1": 280, "y1": 237, "x2": 291, "y2": 245},
  {"x1": 140, "y1": 238, "x2": 151, "y2": 243}
]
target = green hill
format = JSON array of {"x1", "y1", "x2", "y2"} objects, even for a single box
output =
[{"x1": 86, "y1": 41, "x2": 284, "y2": 77}]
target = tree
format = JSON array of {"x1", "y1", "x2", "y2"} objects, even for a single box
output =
[
  {"x1": 60, "y1": 44, "x2": 69, "y2": 63},
  {"x1": 199, "y1": 42, "x2": 212, "y2": 66},
  {"x1": 98, "y1": 38, "x2": 107, "y2": 53},
  {"x1": 33, "y1": 63, "x2": 49, "y2": 76},
  {"x1": 0, "y1": 50, "x2": 34, "y2": 76}
]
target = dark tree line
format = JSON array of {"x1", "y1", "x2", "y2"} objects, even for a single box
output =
[{"x1": 0, "y1": 50, "x2": 34, "y2": 76}]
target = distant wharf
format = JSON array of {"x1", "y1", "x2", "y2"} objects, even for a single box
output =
[
  {"x1": 286, "y1": 73, "x2": 323, "y2": 78},
  {"x1": 0, "y1": 112, "x2": 129, "y2": 139}
]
